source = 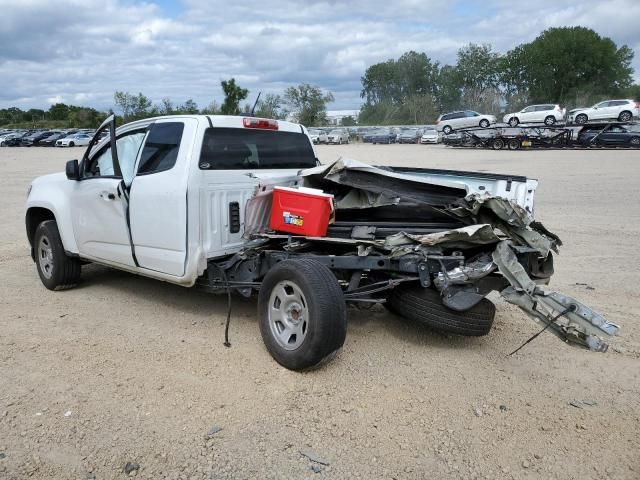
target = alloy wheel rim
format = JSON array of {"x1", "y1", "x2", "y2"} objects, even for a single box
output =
[
  {"x1": 268, "y1": 281, "x2": 309, "y2": 351},
  {"x1": 38, "y1": 235, "x2": 54, "y2": 279}
]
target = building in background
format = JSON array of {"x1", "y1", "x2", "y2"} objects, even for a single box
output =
[{"x1": 326, "y1": 110, "x2": 360, "y2": 125}]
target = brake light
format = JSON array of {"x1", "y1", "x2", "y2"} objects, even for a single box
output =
[{"x1": 243, "y1": 117, "x2": 278, "y2": 130}]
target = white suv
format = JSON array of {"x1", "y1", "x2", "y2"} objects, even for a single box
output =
[
  {"x1": 503, "y1": 104, "x2": 565, "y2": 127},
  {"x1": 568, "y1": 99, "x2": 640, "y2": 124},
  {"x1": 436, "y1": 111, "x2": 496, "y2": 134}
]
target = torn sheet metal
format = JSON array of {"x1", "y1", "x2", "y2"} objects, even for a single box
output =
[
  {"x1": 493, "y1": 241, "x2": 619, "y2": 351},
  {"x1": 383, "y1": 224, "x2": 501, "y2": 250},
  {"x1": 302, "y1": 157, "x2": 468, "y2": 209},
  {"x1": 448, "y1": 194, "x2": 560, "y2": 257}
]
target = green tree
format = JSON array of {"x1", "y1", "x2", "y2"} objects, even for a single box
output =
[
  {"x1": 455, "y1": 44, "x2": 501, "y2": 112},
  {"x1": 341, "y1": 115, "x2": 356, "y2": 126},
  {"x1": 200, "y1": 100, "x2": 219, "y2": 114},
  {"x1": 113, "y1": 91, "x2": 152, "y2": 120},
  {"x1": 502, "y1": 27, "x2": 634, "y2": 104},
  {"x1": 48, "y1": 103, "x2": 70, "y2": 121},
  {"x1": 180, "y1": 99, "x2": 199, "y2": 114},
  {"x1": 220, "y1": 78, "x2": 249, "y2": 115},
  {"x1": 254, "y1": 93, "x2": 286, "y2": 119},
  {"x1": 284, "y1": 84, "x2": 334, "y2": 127},
  {"x1": 160, "y1": 98, "x2": 174, "y2": 115}
]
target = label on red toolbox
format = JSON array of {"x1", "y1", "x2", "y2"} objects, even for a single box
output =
[{"x1": 282, "y1": 211, "x2": 304, "y2": 227}]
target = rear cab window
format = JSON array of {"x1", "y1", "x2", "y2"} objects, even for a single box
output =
[{"x1": 198, "y1": 128, "x2": 316, "y2": 170}]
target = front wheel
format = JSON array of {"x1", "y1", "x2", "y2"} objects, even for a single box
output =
[
  {"x1": 575, "y1": 114, "x2": 588, "y2": 124},
  {"x1": 630, "y1": 136, "x2": 640, "y2": 147},
  {"x1": 442, "y1": 125, "x2": 452, "y2": 135},
  {"x1": 258, "y1": 259, "x2": 347, "y2": 370},
  {"x1": 34, "y1": 220, "x2": 81, "y2": 290},
  {"x1": 479, "y1": 119, "x2": 490, "y2": 128},
  {"x1": 508, "y1": 117, "x2": 519, "y2": 127}
]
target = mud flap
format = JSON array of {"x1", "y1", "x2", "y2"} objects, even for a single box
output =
[{"x1": 493, "y1": 241, "x2": 619, "y2": 352}]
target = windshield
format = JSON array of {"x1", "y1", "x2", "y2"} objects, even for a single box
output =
[{"x1": 199, "y1": 127, "x2": 316, "y2": 170}]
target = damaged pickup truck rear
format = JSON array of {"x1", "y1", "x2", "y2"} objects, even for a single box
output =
[{"x1": 25, "y1": 114, "x2": 619, "y2": 370}]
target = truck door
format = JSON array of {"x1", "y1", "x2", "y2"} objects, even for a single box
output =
[
  {"x1": 70, "y1": 116, "x2": 145, "y2": 267},
  {"x1": 128, "y1": 118, "x2": 197, "y2": 276}
]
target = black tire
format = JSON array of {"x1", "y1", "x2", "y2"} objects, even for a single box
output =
[
  {"x1": 258, "y1": 259, "x2": 347, "y2": 370},
  {"x1": 508, "y1": 138, "x2": 520, "y2": 150},
  {"x1": 630, "y1": 136, "x2": 640, "y2": 147},
  {"x1": 479, "y1": 119, "x2": 490, "y2": 128},
  {"x1": 34, "y1": 220, "x2": 81, "y2": 291},
  {"x1": 442, "y1": 125, "x2": 452, "y2": 135},
  {"x1": 508, "y1": 117, "x2": 519, "y2": 127},
  {"x1": 69, "y1": 141, "x2": 75, "y2": 147},
  {"x1": 618, "y1": 111, "x2": 632, "y2": 122},
  {"x1": 492, "y1": 138, "x2": 505, "y2": 150},
  {"x1": 390, "y1": 285, "x2": 495, "y2": 336},
  {"x1": 575, "y1": 113, "x2": 588, "y2": 124},
  {"x1": 544, "y1": 115, "x2": 556, "y2": 126}
]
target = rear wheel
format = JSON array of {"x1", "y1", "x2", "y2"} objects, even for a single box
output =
[
  {"x1": 479, "y1": 119, "x2": 490, "y2": 128},
  {"x1": 508, "y1": 138, "x2": 520, "y2": 150},
  {"x1": 492, "y1": 138, "x2": 505, "y2": 150},
  {"x1": 258, "y1": 259, "x2": 347, "y2": 370},
  {"x1": 618, "y1": 111, "x2": 632, "y2": 122},
  {"x1": 34, "y1": 220, "x2": 81, "y2": 291},
  {"x1": 442, "y1": 125, "x2": 452, "y2": 135},
  {"x1": 390, "y1": 285, "x2": 495, "y2": 336},
  {"x1": 544, "y1": 116, "x2": 556, "y2": 126},
  {"x1": 630, "y1": 137, "x2": 640, "y2": 147}
]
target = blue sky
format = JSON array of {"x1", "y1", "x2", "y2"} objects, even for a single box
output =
[{"x1": 0, "y1": 0, "x2": 638, "y2": 112}]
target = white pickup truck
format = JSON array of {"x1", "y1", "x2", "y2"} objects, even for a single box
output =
[{"x1": 25, "y1": 114, "x2": 618, "y2": 370}]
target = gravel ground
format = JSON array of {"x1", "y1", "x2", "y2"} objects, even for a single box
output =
[{"x1": 1, "y1": 144, "x2": 639, "y2": 480}]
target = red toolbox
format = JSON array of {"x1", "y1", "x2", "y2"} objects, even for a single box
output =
[{"x1": 270, "y1": 186, "x2": 334, "y2": 237}]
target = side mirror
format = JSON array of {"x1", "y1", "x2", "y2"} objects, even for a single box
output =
[{"x1": 66, "y1": 159, "x2": 80, "y2": 181}]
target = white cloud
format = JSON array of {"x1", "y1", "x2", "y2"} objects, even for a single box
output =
[{"x1": 0, "y1": 0, "x2": 638, "y2": 111}]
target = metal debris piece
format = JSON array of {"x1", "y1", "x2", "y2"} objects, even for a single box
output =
[{"x1": 300, "y1": 448, "x2": 331, "y2": 465}]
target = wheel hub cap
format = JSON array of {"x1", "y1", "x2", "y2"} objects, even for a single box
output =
[
  {"x1": 38, "y1": 235, "x2": 54, "y2": 279},
  {"x1": 268, "y1": 281, "x2": 309, "y2": 351}
]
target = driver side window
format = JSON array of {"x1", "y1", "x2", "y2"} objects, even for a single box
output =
[{"x1": 85, "y1": 130, "x2": 146, "y2": 183}]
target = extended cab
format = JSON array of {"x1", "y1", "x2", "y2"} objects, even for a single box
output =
[{"x1": 26, "y1": 114, "x2": 618, "y2": 370}]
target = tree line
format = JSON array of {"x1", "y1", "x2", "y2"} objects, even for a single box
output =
[
  {"x1": 0, "y1": 80, "x2": 335, "y2": 128},
  {"x1": 360, "y1": 26, "x2": 640, "y2": 125}
]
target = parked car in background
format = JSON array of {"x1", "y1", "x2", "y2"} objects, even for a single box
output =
[
  {"x1": 21, "y1": 131, "x2": 54, "y2": 146},
  {"x1": 568, "y1": 99, "x2": 640, "y2": 124},
  {"x1": 56, "y1": 132, "x2": 93, "y2": 147},
  {"x1": 0, "y1": 132, "x2": 24, "y2": 146},
  {"x1": 326, "y1": 129, "x2": 349, "y2": 144},
  {"x1": 370, "y1": 128, "x2": 396, "y2": 144},
  {"x1": 436, "y1": 111, "x2": 496, "y2": 134},
  {"x1": 308, "y1": 129, "x2": 328, "y2": 144},
  {"x1": 578, "y1": 124, "x2": 640, "y2": 147},
  {"x1": 420, "y1": 126, "x2": 440, "y2": 144},
  {"x1": 503, "y1": 104, "x2": 565, "y2": 127},
  {"x1": 39, "y1": 132, "x2": 68, "y2": 147},
  {"x1": 397, "y1": 128, "x2": 422, "y2": 143},
  {"x1": 362, "y1": 130, "x2": 376, "y2": 143}
]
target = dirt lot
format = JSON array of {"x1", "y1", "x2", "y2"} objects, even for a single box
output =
[{"x1": 1, "y1": 144, "x2": 639, "y2": 480}]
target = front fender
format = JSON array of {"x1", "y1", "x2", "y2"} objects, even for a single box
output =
[{"x1": 26, "y1": 173, "x2": 79, "y2": 255}]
